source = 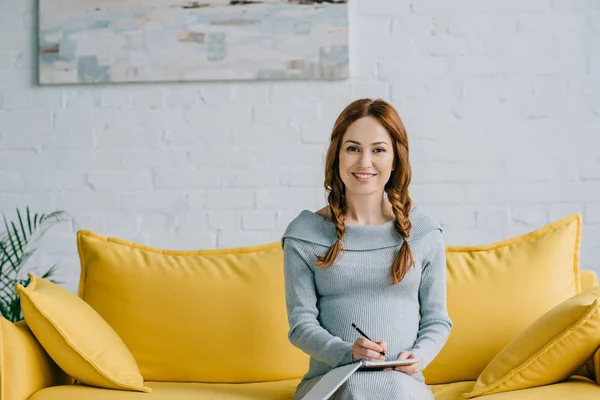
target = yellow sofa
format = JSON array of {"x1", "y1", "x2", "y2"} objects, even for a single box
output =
[{"x1": 2, "y1": 214, "x2": 600, "y2": 400}]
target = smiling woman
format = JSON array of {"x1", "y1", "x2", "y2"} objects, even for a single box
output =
[
  {"x1": 340, "y1": 119, "x2": 395, "y2": 190},
  {"x1": 317, "y1": 99, "x2": 414, "y2": 284},
  {"x1": 281, "y1": 98, "x2": 452, "y2": 399}
]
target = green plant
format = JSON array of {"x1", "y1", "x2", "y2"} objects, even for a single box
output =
[{"x1": 0, "y1": 207, "x2": 70, "y2": 322}]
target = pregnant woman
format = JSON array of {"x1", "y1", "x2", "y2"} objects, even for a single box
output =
[{"x1": 282, "y1": 98, "x2": 453, "y2": 399}]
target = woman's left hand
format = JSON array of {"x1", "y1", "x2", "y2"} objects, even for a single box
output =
[{"x1": 383, "y1": 351, "x2": 420, "y2": 375}]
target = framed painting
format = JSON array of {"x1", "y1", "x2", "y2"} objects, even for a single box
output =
[{"x1": 38, "y1": 0, "x2": 349, "y2": 84}]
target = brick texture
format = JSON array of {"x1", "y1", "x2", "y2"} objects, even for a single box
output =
[{"x1": 1, "y1": 0, "x2": 599, "y2": 292}]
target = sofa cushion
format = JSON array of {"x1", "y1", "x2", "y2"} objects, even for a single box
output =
[
  {"x1": 465, "y1": 286, "x2": 600, "y2": 398},
  {"x1": 424, "y1": 214, "x2": 582, "y2": 384},
  {"x1": 30, "y1": 380, "x2": 299, "y2": 400},
  {"x1": 0, "y1": 317, "x2": 72, "y2": 400},
  {"x1": 29, "y1": 379, "x2": 600, "y2": 400},
  {"x1": 76, "y1": 230, "x2": 309, "y2": 383},
  {"x1": 576, "y1": 270, "x2": 600, "y2": 380},
  {"x1": 594, "y1": 348, "x2": 600, "y2": 385},
  {"x1": 431, "y1": 381, "x2": 476, "y2": 400},
  {"x1": 429, "y1": 378, "x2": 600, "y2": 400},
  {"x1": 459, "y1": 377, "x2": 600, "y2": 399},
  {"x1": 14, "y1": 274, "x2": 149, "y2": 393},
  {"x1": 581, "y1": 270, "x2": 599, "y2": 290}
]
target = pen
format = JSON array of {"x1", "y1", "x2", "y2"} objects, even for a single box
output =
[{"x1": 351, "y1": 323, "x2": 386, "y2": 358}]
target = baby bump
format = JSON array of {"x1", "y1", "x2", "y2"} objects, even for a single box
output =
[{"x1": 333, "y1": 370, "x2": 434, "y2": 400}]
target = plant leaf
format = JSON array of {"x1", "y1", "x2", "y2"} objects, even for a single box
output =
[
  {"x1": 3, "y1": 216, "x2": 20, "y2": 270},
  {"x1": 0, "y1": 299, "x2": 10, "y2": 321},
  {"x1": 26, "y1": 206, "x2": 32, "y2": 236},
  {"x1": 0, "y1": 208, "x2": 70, "y2": 322},
  {"x1": 17, "y1": 208, "x2": 28, "y2": 249},
  {"x1": 0, "y1": 241, "x2": 9, "y2": 271},
  {"x1": 0, "y1": 241, "x2": 17, "y2": 272},
  {"x1": 41, "y1": 264, "x2": 58, "y2": 279},
  {"x1": 7, "y1": 295, "x2": 23, "y2": 322},
  {"x1": 11, "y1": 221, "x2": 24, "y2": 254},
  {"x1": 0, "y1": 288, "x2": 14, "y2": 305}
]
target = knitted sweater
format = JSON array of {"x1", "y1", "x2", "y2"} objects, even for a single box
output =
[{"x1": 281, "y1": 207, "x2": 452, "y2": 398}]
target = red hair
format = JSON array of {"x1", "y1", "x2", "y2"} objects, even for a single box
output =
[{"x1": 315, "y1": 98, "x2": 414, "y2": 284}]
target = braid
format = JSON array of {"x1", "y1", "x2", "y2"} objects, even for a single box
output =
[
  {"x1": 313, "y1": 97, "x2": 414, "y2": 280},
  {"x1": 387, "y1": 189, "x2": 415, "y2": 284},
  {"x1": 315, "y1": 190, "x2": 346, "y2": 267}
]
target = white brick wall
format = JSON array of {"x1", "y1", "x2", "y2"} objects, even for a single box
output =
[{"x1": 1, "y1": 0, "x2": 599, "y2": 293}]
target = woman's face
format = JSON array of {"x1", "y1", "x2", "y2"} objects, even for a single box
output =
[{"x1": 338, "y1": 116, "x2": 395, "y2": 196}]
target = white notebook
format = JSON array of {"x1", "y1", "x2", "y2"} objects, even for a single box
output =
[{"x1": 302, "y1": 359, "x2": 417, "y2": 400}]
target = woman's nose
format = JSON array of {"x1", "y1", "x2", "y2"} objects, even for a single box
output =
[{"x1": 358, "y1": 152, "x2": 372, "y2": 166}]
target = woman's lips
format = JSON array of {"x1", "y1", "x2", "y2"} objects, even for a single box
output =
[{"x1": 352, "y1": 173, "x2": 376, "y2": 182}]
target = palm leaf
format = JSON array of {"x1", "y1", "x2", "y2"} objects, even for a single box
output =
[
  {"x1": 41, "y1": 263, "x2": 60, "y2": 281},
  {"x1": 0, "y1": 208, "x2": 70, "y2": 322},
  {"x1": 0, "y1": 300, "x2": 9, "y2": 320},
  {"x1": 0, "y1": 288, "x2": 13, "y2": 305},
  {"x1": 17, "y1": 208, "x2": 28, "y2": 249},
  {"x1": 7, "y1": 295, "x2": 22, "y2": 322},
  {"x1": 11, "y1": 221, "x2": 24, "y2": 256},
  {"x1": 26, "y1": 206, "x2": 32, "y2": 236},
  {"x1": 2, "y1": 216, "x2": 19, "y2": 259},
  {"x1": 0, "y1": 242, "x2": 12, "y2": 271}
]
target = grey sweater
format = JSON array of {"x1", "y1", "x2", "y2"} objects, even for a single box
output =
[{"x1": 281, "y1": 207, "x2": 452, "y2": 398}]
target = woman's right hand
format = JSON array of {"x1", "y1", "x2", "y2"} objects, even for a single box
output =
[{"x1": 351, "y1": 338, "x2": 387, "y2": 362}]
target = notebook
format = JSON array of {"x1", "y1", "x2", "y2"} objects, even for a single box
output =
[{"x1": 302, "y1": 358, "x2": 417, "y2": 400}]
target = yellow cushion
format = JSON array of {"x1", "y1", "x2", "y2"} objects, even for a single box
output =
[
  {"x1": 424, "y1": 214, "x2": 582, "y2": 384},
  {"x1": 575, "y1": 269, "x2": 600, "y2": 383},
  {"x1": 30, "y1": 380, "x2": 300, "y2": 400},
  {"x1": 14, "y1": 273, "x2": 149, "y2": 393},
  {"x1": 594, "y1": 348, "x2": 600, "y2": 385},
  {"x1": 428, "y1": 378, "x2": 600, "y2": 400},
  {"x1": 576, "y1": 270, "x2": 600, "y2": 380},
  {"x1": 28, "y1": 379, "x2": 600, "y2": 400},
  {"x1": 431, "y1": 381, "x2": 476, "y2": 400},
  {"x1": 463, "y1": 378, "x2": 600, "y2": 400},
  {"x1": 581, "y1": 270, "x2": 599, "y2": 291},
  {"x1": 76, "y1": 230, "x2": 309, "y2": 383},
  {"x1": 430, "y1": 379, "x2": 600, "y2": 400},
  {"x1": 0, "y1": 318, "x2": 72, "y2": 400},
  {"x1": 464, "y1": 286, "x2": 600, "y2": 398}
]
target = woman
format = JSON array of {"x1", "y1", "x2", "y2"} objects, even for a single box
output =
[{"x1": 281, "y1": 98, "x2": 452, "y2": 399}]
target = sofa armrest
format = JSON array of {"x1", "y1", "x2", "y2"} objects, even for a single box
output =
[
  {"x1": 0, "y1": 317, "x2": 72, "y2": 400},
  {"x1": 575, "y1": 270, "x2": 600, "y2": 382},
  {"x1": 592, "y1": 347, "x2": 600, "y2": 386},
  {"x1": 579, "y1": 269, "x2": 600, "y2": 385},
  {"x1": 581, "y1": 269, "x2": 599, "y2": 291}
]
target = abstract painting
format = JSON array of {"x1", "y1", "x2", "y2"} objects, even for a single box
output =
[{"x1": 38, "y1": 0, "x2": 349, "y2": 84}]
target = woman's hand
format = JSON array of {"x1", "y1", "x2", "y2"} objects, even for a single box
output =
[
  {"x1": 351, "y1": 338, "x2": 387, "y2": 362},
  {"x1": 383, "y1": 351, "x2": 420, "y2": 375}
]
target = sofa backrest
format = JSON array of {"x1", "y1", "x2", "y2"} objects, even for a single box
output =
[
  {"x1": 76, "y1": 213, "x2": 592, "y2": 385},
  {"x1": 77, "y1": 230, "x2": 309, "y2": 383},
  {"x1": 581, "y1": 270, "x2": 600, "y2": 291},
  {"x1": 423, "y1": 214, "x2": 583, "y2": 384}
]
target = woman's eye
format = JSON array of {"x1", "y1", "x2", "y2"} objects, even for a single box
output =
[
  {"x1": 347, "y1": 146, "x2": 359, "y2": 152},
  {"x1": 374, "y1": 148, "x2": 385, "y2": 153}
]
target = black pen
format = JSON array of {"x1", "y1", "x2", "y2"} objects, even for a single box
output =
[{"x1": 351, "y1": 323, "x2": 386, "y2": 358}]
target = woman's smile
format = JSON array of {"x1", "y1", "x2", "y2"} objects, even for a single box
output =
[{"x1": 352, "y1": 172, "x2": 377, "y2": 182}]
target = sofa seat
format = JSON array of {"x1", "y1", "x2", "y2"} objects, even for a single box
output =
[
  {"x1": 29, "y1": 380, "x2": 300, "y2": 400},
  {"x1": 28, "y1": 377, "x2": 600, "y2": 400},
  {"x1": 431, "y1": 381, "x2": 476, "y2": 399},
  {"x1": 430, "y1": 377, "x2": 600, "y2": 400}
]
